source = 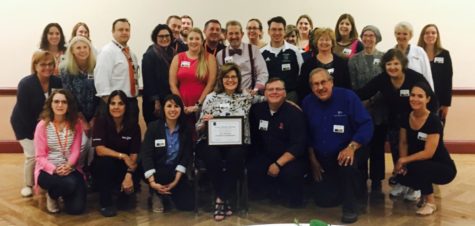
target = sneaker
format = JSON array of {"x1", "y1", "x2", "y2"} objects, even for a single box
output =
[
  {"x1": 46, "y1": 193, "x2": 59, "y2": 213},
  {"x1": 21, "y1": 186, "x2": 33, "y2": 197},
  {"x1": 390, "y1": 184, "x2": 408, "y2": 197},
  {"x1": 152, "y1": 195, "x2": 164, "y2": 213},
  {"x1": 341, "y1": 211, "x2": 358, "y2": 224},
  {"x1": 388, "y1": 176, "x2": 398, "y2": 186},
  {"x1": 416, "y1": 203, "x2": 437, "y2": 216},
  {"x1": 100, "y1": 206, "x2": 117, "y2": 217},
  {"x1": 404, "y1": 189, "x2": 421, "y2": 201}
]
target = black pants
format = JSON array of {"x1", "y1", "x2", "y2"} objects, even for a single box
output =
[
  {"x1": 247, "y1": 152, "x2": 306, "y2": 205},
  {"x1": 200, "y1": 145, "x2": 247, "y2": 200},
  {"x1": 362, "y1": 124, "x2": 387, "y2": 182},
  {"x1": 151, "y1": 165, "x2": 195, "y2": 211},
  {"x1": 399, "y1": 160, "x2": 456, "y2": 195},
  {"x1": 38, "y1": 170, "x2": 86, "y2": 215},
  {"x1": 92, "y1": 156, "x2": 135, "y2": 208},
  {"x1": 313, "y1": 149, "x2": 366, "y2": 214}
]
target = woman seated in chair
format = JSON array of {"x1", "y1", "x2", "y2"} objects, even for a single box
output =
[
  {"x1": 141, "y1": 94, "x2": 195, "y2": 212},
  {"x1": 196, "y1": 63, "x2": 265, "y2": 221},
  {"x1": 35, "y1": 89, "x2": 86, "y2": 214}
]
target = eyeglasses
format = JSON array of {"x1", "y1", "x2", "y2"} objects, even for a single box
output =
[
  {"x1": 265, "y1": 87, "x2": 285, "y2": 92},
  {"x1": 38, "y1": 62, "x2": 55, "y2": 68},
  {"x1": 223, "y1": 76, "x2": 238, "y2": 81},
  {"x1": 157, "y1": 34, "x2": 171, "y2": 39},
  {"x1": 53, "y1": 100, "x2": 68, "y2": 105}
]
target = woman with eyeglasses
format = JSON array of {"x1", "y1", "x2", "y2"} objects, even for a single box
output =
[
  {"x1": 11, "y1": 50, "x2": 62, "y2": 198},
  {"x1": 246, "y1": 18, "x2": 267, "y2": 49},
  {"x1": 142, "y1": 24, "x2": 177, "y2": 124},
  {"x1": 34, "y1": 89, "x2": 86, "y2": 214}
]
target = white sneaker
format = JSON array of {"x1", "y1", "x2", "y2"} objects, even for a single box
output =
[
  {"x1": 20, "y1": 186, "x2": 33, "y2": 197},
  {"x1": 404, "y1": 189, "x2": 421, "y2": 201},
  {"x1": 390, "y1": 184, "x2": 408, "y2": 197},
  {"x1": 46, "y1": 193, "x2": 59, "y2": 213}
]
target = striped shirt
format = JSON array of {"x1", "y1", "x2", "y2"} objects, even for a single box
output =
[{"x1": 46, "y1": 122, "x2": 75, "y2": 167}]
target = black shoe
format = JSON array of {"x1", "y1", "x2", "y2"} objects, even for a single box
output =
[
  {"x1": 371, "y1": 180, "x2": 382, "y2": 193},
  {"x1": 100, "y1": 206, "x2": 117, "y2": 217},
  {"x1": 388, "y1": 176, "x2": 398, "y2": 186},
  {"x1": 341, "y1": 211, "x2": 358, "y2": 224}
]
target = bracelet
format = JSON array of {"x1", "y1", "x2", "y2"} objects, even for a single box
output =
[{"x1": 274, "y1": 161, "x2": 282, "y2": 169}]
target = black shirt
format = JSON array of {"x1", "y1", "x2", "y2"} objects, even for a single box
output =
[
  {"x1": 92, "y1": 117, "x2": 141, "y2": 155},
  {"x1": 431, "y1": 49, "x2": 453, "y2": 107}
]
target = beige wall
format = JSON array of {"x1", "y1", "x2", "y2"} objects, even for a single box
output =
[{"x1": 1, "y1": 95, "x2": 474, "y2": 141}]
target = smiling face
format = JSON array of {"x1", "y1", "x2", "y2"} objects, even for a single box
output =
[
  {"x1": 51, "y1": 93, "x2": 68, "y2": 117},
  {"x1": 297, "y1": 18, "x2": 311, "y2": 36},
  {"x1": 338, "y1": 18, "x2": 352, "y2": 38},
  {"x1": 76, "y1": 25, "x2": 89, "y2": 39},
  {"x1": 181, "y1": 18, "x2": 193, "y2": 36},
  {"x1": 35, "y1": 58, "x2": 55, "y2": 78},
  {"x1": 109, "y1": 95, "x2": 126, "y2": 119},
  {"x1": 268, "y1": 22, "x2": 285, "y2": 46},
  {"x1": 310, "y1": 71, "x2": 333, "y2": 101},
  {"x1": 246, "y1": 20, "x2": 262, "y2": 42},
  {"x1": 163, "y1": 99, "x2": 182, "y2": 121},
  {"x1": 317, "y1": 34, "x2": 333, "y2": 52},
  {"x1": 423, "y1": 26, "x2": 438, "y2": 46},
  {"x1": 223, "y1": 70, "x2": 239, "y2": 94},
  {"x1": 385, "y1": 58, "x2": 404, "y2": 78},
  {"x1": 409, "y1": 86, "x2": 430, "y2": 111},
  {"x1": 395, "y1": 28, "x2": 412, "y2": 46},
  {"x1": 187, "y1": 30, "x2": 203, "y2": 53},
  {"x1": 112, "y1": 21, "x2": 130, "y2": 46},
  {"x1": 156, "y1": 29, "x2": 171, "y2": 47},
  {"x1": 227, "y1": 25, "x2": 243, "y2": 49},
  {"x1": 204, "y1": 22, "x2": 221, "y2": 44},
  {"x1": 264, "y1": 80, "x2": 286, "y2": 105},
  {"x1": 168, "y1": 18, "x2": 182, "y2": 39},
  {"x1": 47, "y1": 26, "x2": 61, "y2": 47},
  {"x1": 361, "y1": 30, "x2": 377, "y2": 49},
  {"x1": 71, "y1": 41, "x2": 90, "y2": 63},
  {"x1": 285, "y1": 31, "x2": 297, "y2": 45}
]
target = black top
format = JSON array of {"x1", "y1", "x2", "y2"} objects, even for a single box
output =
[
  {"x1": 91, "y1": 117, "x2": 141, "y2": 155},
  {"x1": 140, "y1": 119, "x2": 192, "y2": 172},
  {"x1": 356, "y1": 69, "x2": 436, "y2": 127},
  {"x1": 250, "y1": 101, "x2": 307, "y2": 160},
  {"x1": 297, "y1": 53, "x2": 351, "y2": 103},
  {"x1": 10, "y1": 74, "x2": 62, "y2": 140},
  {"x1": 261, "y1": 47, "x2": 301, "y2": 92},
  {"x1": 431, "y1": 49, "x2": 453, "y2": 106},
  {"x1": 204, "y1": 42, "x2": 226, "y2": 56},
  {"x1": 401, "y1": 112, "x2": 452, "y2": 165},
  {"x1": 141, "y1": 44, "x2": 173, "y2": 103},
  {"x1": 172, "y1": 39, "x2": 188, "y2": 53}
]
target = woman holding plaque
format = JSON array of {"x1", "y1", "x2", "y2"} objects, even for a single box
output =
[{"x1": 196, "y1": 63, "x2": 264, "y2": 221}]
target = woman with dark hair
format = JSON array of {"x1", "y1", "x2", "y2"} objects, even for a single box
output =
[
  {"x1": 296, "y1": 14, "x2": 314, "y2": 52},
  {"x1": 298, "y1": 28, "x2": 351, "y2": 102},
  {"x1": 91, "y1": 90, "x2": 141, "y2": 217},
  {"x1": 395, "y1": 82, "x2": 456, "y2": 215},
  {"x1": 285, "y1": 25, "x2": 299, "y2": 46},
  {"x1": 196, "y1": 63, "x2": 264, "y2": 221},
  {"x1": 141, "y1": 94, "x2": 195, "y2": 212},
  {"x1": 34, "y1": 89, "x2": 86, "y2": 214},
  {"x1": 40, "y1": 23, "x2": 67, "y2": 75},
  {"x1": 418, "y1": 24, "x2": 453, "y2": 124},
  {"x1": 11, "y1": 50, "x2": 62, "y2": 198},
  {"x1": 357, "y1": 49, "x2": 437, "y2": 201},
  {"x1": 246, "y1": 18, "x2": 266, "y2": 48},
  {"x1": 142, "y1": 24, "x2": 176, "y2": 124},
  {"x1": 334, "y1": 13, "x2": 363, "y2": 59}
]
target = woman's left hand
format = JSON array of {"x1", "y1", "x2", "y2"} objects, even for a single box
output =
[
  {"x1": 122, "y1": 173, "x2": 134, "y2": 194},
  {"x1": 395, "y1": 158, "x2": 408, "y2": 175}
]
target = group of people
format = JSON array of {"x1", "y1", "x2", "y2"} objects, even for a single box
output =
[{"x1": 10, "y1": 13, "x2": 456, "y2": 224}]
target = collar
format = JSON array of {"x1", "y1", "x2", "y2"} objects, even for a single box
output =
[
  {"x1": 165, "y1": 122, "x2": 180, "y2": 134},
  {"x1": 112, "y1": 40, "x2": 127, "y2": 50}
]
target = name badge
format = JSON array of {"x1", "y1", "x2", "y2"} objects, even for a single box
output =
[
  {"x1": 434, "y1": 57, "x2": 444, "y2": 64},
  {"x1": 180, "y1": 61, "x2": 191, "y2": 68},
  {"x1": 155, "y1": 139, "x2": 166, "y2": 147},
  {"x1": 342, "y1": 48, "x2": 352, "y2": 55},
  {"x1": 258, "y1": 120, "x2": 269, "y2": 131},
  {"x1": 282, "y1": 63, "x2": 291, "y2": 71},
  {"x1": 327, "y1": 68, "x2": 335, "y2": 75},
  {"x1": 333, "y1": 125, "x2": 345, "y2": 133},
  {"x1": 373, "y1": 58, "x2": 381, "y2": 65},
  {"x1": 417, "y1": 132, "x2": 427, "y2": 141},
  {"x1": 219, "y1": 103, "x2": 230, "y2": 110},
  {"x1": 400, "y1": 89, "x2": 410, "y2": 97},
  {"x1": 121, "y1": 136, "x2": 132, "y2": 140},
  {"x1": 224, "y1": 56, "x2": 234, "y2": 64}
]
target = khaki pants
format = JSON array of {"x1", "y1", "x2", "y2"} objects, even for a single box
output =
[{"x1": 19, "y1": 139, "x2": 35, "y2": 187}]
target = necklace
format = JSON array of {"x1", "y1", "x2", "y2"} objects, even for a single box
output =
[{"x1": 53, "y1": 122, "x2": 69, "y2": 156}]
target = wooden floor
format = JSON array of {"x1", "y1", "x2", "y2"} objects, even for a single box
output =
[{"x1": 1, "y1": 153, "x2": 474, "y2": 226}]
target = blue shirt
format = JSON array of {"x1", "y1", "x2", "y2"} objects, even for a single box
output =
[
  {"x1": 302, "y1": 87, "x2": 373, "y2": 163},
  {"x1": 165, "y1": 123, "x2": 180, "y2": 165}
]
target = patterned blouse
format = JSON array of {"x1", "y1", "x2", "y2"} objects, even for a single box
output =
[
  {"x1": 46, "y1": 122, "x2": 75, "y2": 167},
  {"x1": 196, "y1": 91, "x2": 265, "y2": 144},
  {"x1": 60, "y1": 68, "x2": 98, "y2": 122}
]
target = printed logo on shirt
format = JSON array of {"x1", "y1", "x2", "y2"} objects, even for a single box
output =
[
  {"x1": 434, "y1": 57, "x2": 444, "y2": 64},
  {"x1": 265, "y1": 57, "x2": 271, "y2": 62},
  {"x1": 278, "y1": 122, "x2": 284, "y2": 130},
  {"x1": 121, "y1": 136, "x2": 132, "y2": 140},
  {"x1": 417, "y1": 132, "x2": 427, "y2": 141}
]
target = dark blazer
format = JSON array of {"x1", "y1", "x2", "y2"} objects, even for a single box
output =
[
  {"x1": 10, "y1": 74, "x2": 62, "y2": 140},
  {"x1": 140, "y1": 119, "x2": 192, "y2": 174}
]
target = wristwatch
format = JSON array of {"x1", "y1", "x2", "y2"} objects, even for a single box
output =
[{"x1": 348, "y1": 142, "x2": 357, "y2": 151}]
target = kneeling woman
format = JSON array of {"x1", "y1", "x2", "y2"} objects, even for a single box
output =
[
  {"x1": 91, "y1": 90, "x2": 141, "y2": 217},
  {"x1": 35, "y1": 89, "x2": 86, "y2": 214},
  {"x1": 141, "y1": 94, "x2": 195, "y2": 212},
  {"x1": 395, "y1": 82, "x2": 456, "y2": 216}
]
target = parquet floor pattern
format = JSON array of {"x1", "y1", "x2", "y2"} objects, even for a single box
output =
[{"x1": 0, "y1": 153, "x2": 474, "y2": 226}]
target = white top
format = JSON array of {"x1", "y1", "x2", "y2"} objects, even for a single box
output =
[
  {"x1": 407, "y1": 45, "x2": 434, "y2": 91},
  {"x1": 94, "y1": 41, "x2": 140, "y2": 98}
]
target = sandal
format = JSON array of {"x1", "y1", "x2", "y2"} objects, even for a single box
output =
[
  {"x1": 225, "y1": 200, "x2": 233, "y2": 216},
  {"x1": 214, "y1": 201, "x2": 225, "y2": 221},
  {"x1": 416, "y1": 203, "x2": 437, "y2": 216}
]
